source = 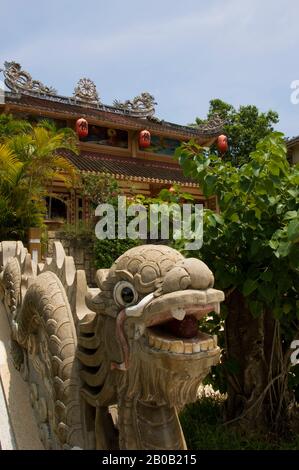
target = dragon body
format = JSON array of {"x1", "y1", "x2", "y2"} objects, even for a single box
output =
[{"x1": 0, "y1": 241, "x2": 224, "y2": 449}]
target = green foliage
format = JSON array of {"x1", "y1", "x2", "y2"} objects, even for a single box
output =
[
  {"x1": 93, "y1": 186, "x2": 190, "y2": 269},
  {"x1": 0, "y1": 115, "x2": 78, "y2": 240},
  {"x1": 176, "y1": 132, "x2": 299, "y2": 393},
  {"x1": 80, "y1": 173, "x2": 119, "y2": 208},
  {"x1": 131, "y1": 184, "x2": 194, "y2": 206},
  {"x1": 58, "y1": 221, "x2": 140, "y2": 270},
  {"x1": 94, "y1": 238, "x2": 141, "y2": 269},
  {"x1": 91, "y1": 188, "x2": 154, "y2": 270},
  {"x1": 129, "y1": 185, "x2": 194, "y2": 242},
  {"x1": 0, "y1": 113, "x2": 31, "y2": 141},
  {"x1": 180, "y1": 397, "x2": 299, "y2": 450},
  {"x1": 194, "y1": 99, "x2": 279, "y2": 165},
  {"x1": 58, "y1": 222, "x2": 95, "y2": 247}
]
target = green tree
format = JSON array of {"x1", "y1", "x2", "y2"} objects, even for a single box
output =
[
  {"x1": 0, "y1": 117, "x2": 78, "y2": 240},
  {"x1": 176, "y1": 132, "x2": 299, "y2": 434},
  {"x1": 195, "y1": 99, "x2": 279, "y2": 165},
  {"x1": 80, "y1": 172, "x2": 119, "y2": 209},
  {"x1": 0, "y1": 113, "x2": 31, "y2": 141}
]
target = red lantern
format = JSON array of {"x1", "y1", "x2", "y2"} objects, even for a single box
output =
[
  {"x1": 217, "y1": 134, "x2": 228, "y2": 153},
  {"x1": 76, "y1": 118, "x2": 88, "y2": 138},
  {"x1": 139, "y1": 129, "x2": 151, "y2": 148}
]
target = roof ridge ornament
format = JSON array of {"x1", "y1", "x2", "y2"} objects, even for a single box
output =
[
  {"x1": 0, "y1": 61, "x2": 57, "y2": 96},
  {"x1": 113, "y1": 92, "x2": 157, "y2": 118},
  {"x1": 73, "y1": 78, "x2": 100, "y2": 104},
  {"x1": 196, "y1": 114, "x2": 225, "y2": 134}
]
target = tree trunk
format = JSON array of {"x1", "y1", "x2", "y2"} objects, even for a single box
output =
[{"x1": 224, "y1": 290, "x2": 289, "y2": 433}]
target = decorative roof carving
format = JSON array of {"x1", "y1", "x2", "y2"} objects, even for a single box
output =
[
  {"x1": 0, "y1": 60, "x2": 224, "y2": 136},
  {"x1": 73, "y1": 78, "x2": 100, "y2": 104},
  {"x1": 113, "y1": 92, "x2": 157, "y2": 118},
  {"x1": 0, "y1": 61, "x2": 57, "y2": 95},
  {"x1": 196, "y1": 114, "x2": 225, "y2": 134}
]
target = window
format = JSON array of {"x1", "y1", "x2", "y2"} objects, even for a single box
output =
[
  {"x1": 45, "y1": 196, "x2": 67, "y2": 220},
  {"x1": 77, "y1": 197, "x2": 83, "y2": 220}
]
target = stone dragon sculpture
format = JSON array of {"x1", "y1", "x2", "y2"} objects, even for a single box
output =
[
  {"x1": 0, "y1": 241, "x2": 224, "y2": 450},
  {"x1": 1, "y1": 61, "x2": 57, "y2": 96},
  {"x1": 113, "y1": 92, "x2": 157, "y2": 118}
]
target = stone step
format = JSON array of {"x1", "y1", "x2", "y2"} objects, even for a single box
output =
[{"x1": 0, "y1": 355, "x2": 16, "y2": 450}]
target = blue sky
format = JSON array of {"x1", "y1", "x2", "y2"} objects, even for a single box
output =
[{"x1": 1, "y1": 0, "x2": 299, "y2": 137}]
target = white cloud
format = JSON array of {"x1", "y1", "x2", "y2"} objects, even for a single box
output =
[{"x1": 5, "y1": 0, "x2": 299, "y2": 63}]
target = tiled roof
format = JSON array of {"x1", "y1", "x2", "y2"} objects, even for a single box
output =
[
  {"x1": 64, "y1": 150, "x2": 198, "y2": 187},
  {"x1": 286, "y1": 136, "x2": 299, "y2": 148}
]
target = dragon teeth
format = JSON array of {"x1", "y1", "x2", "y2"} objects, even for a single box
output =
[
  {"x1": 160, "y1": 339, "x2": 171, "y2": 351},
  {"x1": 214, "y1": 302, "x2": 220, "y2": 314},
  {"x1": 169, "y1": 341, "x2": 184, "y2": 353},
  {"x1": 184, "y1": 343, "x2": 193, "y2": 354},
  {"x1": 147, "y1": 334, "x2": 217, "y2": 354},
  {"x1": 200, "y1": 340, "x2": 209, "y2": 351}
]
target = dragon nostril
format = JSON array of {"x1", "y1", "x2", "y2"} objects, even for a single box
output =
[
  {"x1": 162, "y1": 259, "x2": 214, "y2": 293},
  {"x1": 177, "y1": 258, "x2": 214, "y2": 290},
  {"x1": 180, "y1": 276, "x2": 191, "y2": 290},
  {"x1": 162, "y1": 267, "x2": 190, "y2": 293}
]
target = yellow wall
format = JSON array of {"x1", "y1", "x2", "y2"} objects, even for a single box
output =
[{"x1": 292, "y1": 146, "x2": 299, "y2": 164}]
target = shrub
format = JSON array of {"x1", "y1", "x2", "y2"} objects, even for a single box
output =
[{"x1": 94, "y1": 238, "x2": 141, "y2": 269}]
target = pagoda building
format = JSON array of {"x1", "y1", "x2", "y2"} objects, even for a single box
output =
[
  {"x1": 286, "y1": 135, "x2": 299, "y2": 164},
  {"x1": 0, "y1": 61, "x2": 223, "y2": 227}
]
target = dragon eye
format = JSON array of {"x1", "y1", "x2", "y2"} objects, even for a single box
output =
[{"x1": 113, "y1": 281, "x2": 138, "y2": 307}]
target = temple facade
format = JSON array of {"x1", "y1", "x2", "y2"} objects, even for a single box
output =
[
  {"x1": 286, "y1": 135, "x2": 299, "y2": 164},
  {"x1": 0, "y1": 61, "x2": 223, "y2": 228}
]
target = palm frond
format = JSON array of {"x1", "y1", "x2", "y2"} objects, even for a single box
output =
[
  {"x1": 0, "y1": 144, "x2": 24, "y2": 186},
  {"x1": 7, "y1": 134, "x2": 34, "y2": 162},
  {"x1": 0, "y1": 114, "x2": 32, "y2": 141},
  {"x1": 0, "y1": 116, "x2": 80, "y2": 234}
]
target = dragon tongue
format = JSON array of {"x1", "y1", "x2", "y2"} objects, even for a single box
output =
[{"x1": 166, "y1": 315, "x2": 198, "y2": 339}]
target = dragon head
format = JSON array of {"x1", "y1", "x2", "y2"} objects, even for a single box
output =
[
  {"x1": 83, "y1": 245, "x2": 224, "y2": 408},
  {"x1": 0, "y1": 241, "x2": 224, "y2": 449}
]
